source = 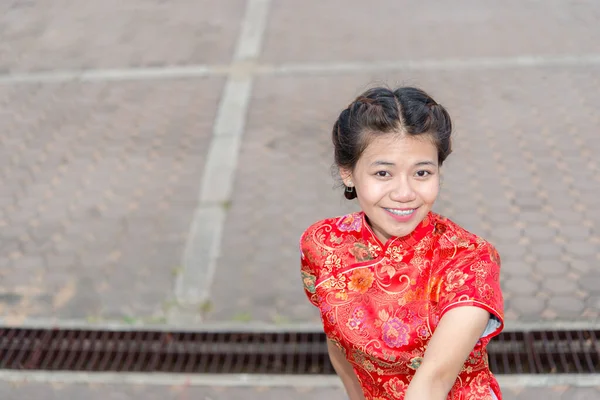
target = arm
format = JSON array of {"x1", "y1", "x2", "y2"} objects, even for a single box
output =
[
  {"x1": 327, "y1": 339, "x2": 366, "y2": 400},
  {"x1": 404, "y1": 306, "x2": 490, "y2": 400}
]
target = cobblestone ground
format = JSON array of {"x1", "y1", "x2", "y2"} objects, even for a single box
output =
[
  {"x1": 2, "y1": 0, "x2": 598, "y2": 325},
  {"x1": 211, "y1": 67, "x2": 600, "y2": 324},
  {"x1": 209, "y1": 0, "x2": 600, "y2": 323},
  {"x1": 0, "y1": 78, "x2": 225, "y2": 322},
  {"x1": 1, "y1": 0, "x2": 599, "y2": 398}
]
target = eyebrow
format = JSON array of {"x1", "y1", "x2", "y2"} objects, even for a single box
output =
[
  {"x1": 370, "y1": 160, "x2": 438, "y2": 167},
  {"x1": 416, "y1": 161, "x2": 438, "y2": 167},
  {"x1": 371, "y1": 161, "x2": 396, "y2": 167}
]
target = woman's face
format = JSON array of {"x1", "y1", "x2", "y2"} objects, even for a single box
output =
[{"x1": 342, "y1": 133, "x2": 440, "y2": 243}]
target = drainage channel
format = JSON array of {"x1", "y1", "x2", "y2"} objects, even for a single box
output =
[{"x1": 0, "y1": 328, "x2": 598, "y2": 375}]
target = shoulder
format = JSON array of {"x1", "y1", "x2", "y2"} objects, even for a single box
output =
[
  {"x1": 430, "y1": 215, "x2": 505, "y2": 329},
  {"x1": 299, "y1": 212, "x2": 364, "y2": 269},
  {"x1": 300, "y1": 211, "x2": 364, "y2": 247},
  {"x1": 431, "y1": 213, "x2": 500, "y2": 267}
]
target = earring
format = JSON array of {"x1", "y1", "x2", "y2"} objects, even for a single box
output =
[{"x1": 346, "y1": 185, "x2": 354, "y2": 193}]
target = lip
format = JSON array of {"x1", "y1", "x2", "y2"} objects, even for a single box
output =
[{"x1": 383, "y1": 207, "x2": 419, "y2": 222}]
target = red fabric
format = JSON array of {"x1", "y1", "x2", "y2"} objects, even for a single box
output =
[{"x1": 300, "y1": 212, "x2": 504, "y2": 400}]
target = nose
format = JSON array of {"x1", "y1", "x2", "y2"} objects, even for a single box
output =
[{"x1": 390, "y1": 178, "x2": 417, "y2": 203}]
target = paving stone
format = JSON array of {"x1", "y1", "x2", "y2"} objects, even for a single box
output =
[
  {"x1": 552, "y1": 209, "x2": 587, "y2": 224},
  {"x1": 547, "y1": 296, "x2": 586, "y2": 317},
  {"x1": 523, "y1": 225, "x2": 556, "y2": 242},
  {"x1": 559, "y1": 225, "x2": 594, "y2": 240},
  {"x1": 0, "y1": 0, "x2": 246, "y2": 71},
  {"x1": 496, "y1": 243, "x2": 528, "y2": 262},
  {"x1": 568, "y1": 242, "x2": 598, "y2": 257},
  {"x1": 0, "y1": 78, "x2": 224, "y2": 320},
  {"x1": 505, "y1": 278, "x2": 539, "y2": 295},
  {"x1": 210, "y1": 63, "x2": 600, "y2": 323},
  {"x1": 515, "y1": 387, "x2": 566, "y2": 400},
  {"x1": 542, "y1": 277, "x2": 579, "y2": 295},
  {"x1": 1, "y1": 0, "x2": 599, "y2": 330},
  {"x1": 530, "y1": 243, "x2": 564, "y2": 259},
  {"x1": 588, "y1": 296, "x2": 600, "y2": 310},
  {"x1": 490, "y1": 226, "x2": 522, "y2": 243},
  {"x1": 534, "y1": 260, "x2": 570, "y2": 277},
  {"x1": 501, "y1": 260, "x2": 532, "y2": 277},
  {"x1": 262, "y1": 0, "x2": 600, "y2": 63},
  {"x1": 570, "y1": 258, "x2": 595, "y2": 274},
  {"x1": 511, "y1": 296, "x2": 546, "y2": 317},
  {"x1": 579, "y1": 273, "x2": 600, "y2": 294}
]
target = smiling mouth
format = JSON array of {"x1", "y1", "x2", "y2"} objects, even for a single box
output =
[{"x1": 384, "y1": 208, "x2": 416, "y2": 216}]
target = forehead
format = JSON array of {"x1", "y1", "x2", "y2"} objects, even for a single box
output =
[{"x1": 359, "y1": 133, "x2": 437, "y2": 163}]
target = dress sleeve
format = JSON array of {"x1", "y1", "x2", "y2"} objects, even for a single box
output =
[
  {"x1": 300, "y1": 237, "x2": 320, "y2": 308},
  {"x1": 435, "y1": 242, "x2": 504, "y2": 339}
]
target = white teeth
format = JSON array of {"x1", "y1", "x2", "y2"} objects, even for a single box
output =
[{"x1": 386, "y1": 208, "x2": 415, "y2": 216}]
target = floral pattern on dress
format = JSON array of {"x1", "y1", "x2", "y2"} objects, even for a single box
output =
[
  {"x1": 348, "y1": 269, "x2": 375, "y2": 293},
  {"x1": 381, "y1": 317, "x2": 410, "y2": 348},
  {"x1": 350, "y1": 242, "x2": 374, "y2": 262},
  {"x1": 383, "y1": 376, "x2": 408, "y2": 399},
  {"x1": 337, "y1": 213, "x2": 362, "y2": 232},
  {"x1": 300, "y1": 211, "x2": 504, "y2": 400},
  {"x1": 347, "y1": 305, "x2": 368, "y2": 331}
]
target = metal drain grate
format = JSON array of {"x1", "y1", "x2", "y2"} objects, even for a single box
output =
[
  {"x1": 0, "y1": 328, "x2": 598, "y2": 375},
  {"x1": 488, "y1": 330, "x2": 599, "y2": 374}
]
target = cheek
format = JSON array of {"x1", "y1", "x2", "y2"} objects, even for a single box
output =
[
  {"x1": 420, "y1": 180, "x2": 440, "y2": 203},
  {"x1": 355, "y1": 179, "x2": 387, "y2": 201}
]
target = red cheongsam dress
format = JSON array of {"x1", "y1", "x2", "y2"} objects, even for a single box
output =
[{"x1": 300, "y1": 211, "x2": 504, "y2": 400}]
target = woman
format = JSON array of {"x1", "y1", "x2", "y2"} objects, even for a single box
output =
[{"x1": 299, "y1": 86, "x2": 504, "y2": 400}]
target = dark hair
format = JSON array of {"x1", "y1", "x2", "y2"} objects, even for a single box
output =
[{"x1": 332, "y1": 86, "x2": 452, "y2": 200}]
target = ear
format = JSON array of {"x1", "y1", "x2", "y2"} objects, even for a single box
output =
[{"x1": 339, "y1": 168, "x2": 354, "y2": 187}]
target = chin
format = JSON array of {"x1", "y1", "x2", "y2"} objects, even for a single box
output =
[
  {"x1": 392, "y1": 227, "x2": 416, "y2": 238},
  {"x1": 378, "y1": 222, "x2": 411, "y2": 238},
  {"x1": 387, "y1": 216, "x2": 425, "y2": 237}
]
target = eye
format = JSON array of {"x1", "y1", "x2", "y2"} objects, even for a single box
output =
[
  {"x1": 415, "y1": 170, "x2": 431, "y2": 178},
  {"x1": 375, "y1": 171, "x2": 391, "y2": 177}
]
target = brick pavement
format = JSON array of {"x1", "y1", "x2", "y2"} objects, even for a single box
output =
[
  {"x1": 0, "y1": 0, "x2": 246, "y2": 71},
  {"x1": 1, "y1": 0, "x2": 597, "y2": 326},
  {"x1": 260, "y1": 0, "x2": 600, "y2": 63},
  {"x1": 209, "y1": 6, "x2": 600, "y2": 323},
  {"x1": 0, "y1": 78, "x2": 225, "y2": 322},
  {"x1": 1, "y1": 0, "x2": 600, "y2": 398}
]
